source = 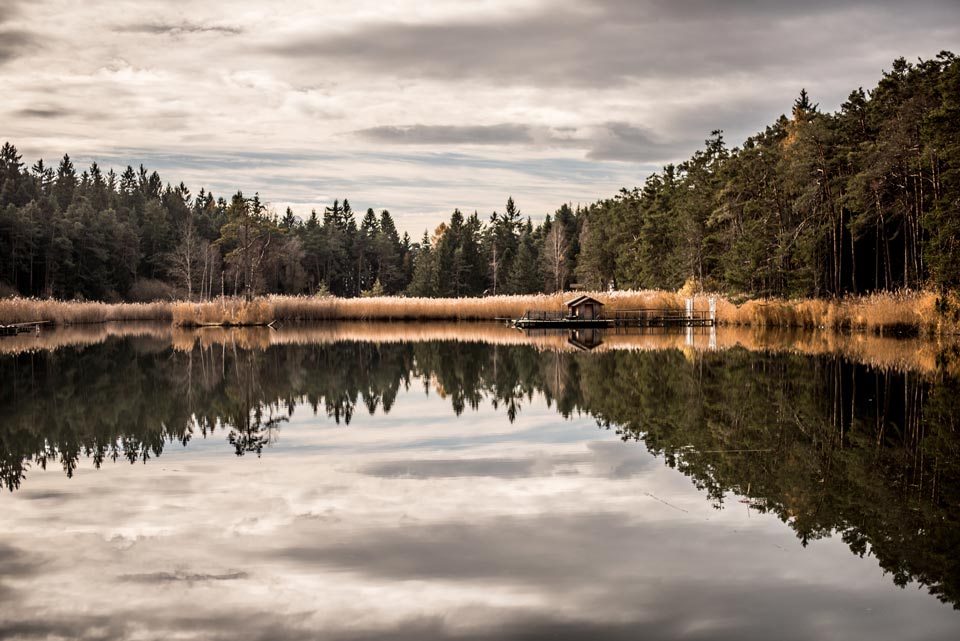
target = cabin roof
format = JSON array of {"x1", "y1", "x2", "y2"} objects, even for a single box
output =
[{"x1": 564, "y1": 295, "x2": 605, "y2": 309}]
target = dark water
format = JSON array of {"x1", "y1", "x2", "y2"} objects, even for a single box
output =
[{"x1": 1, "y1": 327, "x2": 959, "y2": 640}]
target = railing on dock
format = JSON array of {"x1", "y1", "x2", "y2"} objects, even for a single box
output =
[
  {"x1": 610, "y1": 309, "x2": 714, "y2": 326},
  {"x1": 515, "y1": 308, "x2": 715, "y2": 327},
  {"x1": 518, "y1": 310, "x2": 572, "y2": 322}
]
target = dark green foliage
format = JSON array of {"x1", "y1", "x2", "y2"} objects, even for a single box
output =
[
  {"x1": 506, "y1": 219, "x2": 542, "y2": 294},
  {"x1": 407, "y1": 231, "x2": 436, "y2": 297},
  {"x1": 579, "y1": 53, "x2": 960, "y2": 297},
  {"x1": 373, "y1": 210, "x2": 407, "y2": 294},
  {"x1": 575, "y1": 211, "x2": 614, "y2": 290},
  {"x1": 924, "y1": 53, "x2": 960, "y2": 289},
  {"x1": 433, "y1": 210, "x2": 465, "y2": 297},
  {"x1": 0, "y1": 54, "x2": 957, "y2": 301}
]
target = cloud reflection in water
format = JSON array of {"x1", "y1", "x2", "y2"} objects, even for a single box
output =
[{"x1": 1, "y1": 335, "x2": 959, "y2": 640}]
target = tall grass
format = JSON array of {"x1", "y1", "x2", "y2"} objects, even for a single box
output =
[
  {"x1": 173, "y1": 290, "x2": 688, "y2": 325},
  {"x1": 722, "y1": 290, "x2": 957, "y2": 335},
  {"x1": 2, "y1": 290, "x2": 958, "y2": 335},
  {"x1": 0, "y1": 297, "x2": 172, "y2": 325}
]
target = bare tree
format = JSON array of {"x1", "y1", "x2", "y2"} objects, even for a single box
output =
[
  {"x1": 167, "y1": 219, "x2": 203, "y2": 300},
  {"x1": 489, "y1": 242, "x2": 501, "y2": 295},
  {"x1": 199, "y1": 243, "x2": 220, "y2": 301},
  {"x1": 218, "y1": 196, "x2": 273, "y2": 300},
  {"x1": 542, "y1": 223, "x2": 570, "y2": 293}
]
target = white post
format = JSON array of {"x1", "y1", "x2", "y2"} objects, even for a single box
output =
[
  {"x1": 708, "y1": 297, "x2": 717, "y2": 324},
  {"x1": 685, "y1": 298, "x2": 693, "y2": 321}
]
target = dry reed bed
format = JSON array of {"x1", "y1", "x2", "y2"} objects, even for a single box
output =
[
  {"x1": 718, "y1": 290, "x2": 957, "y2": 334},
  {"x1": 1, "y1": 290, "x2": 958, "y2": 335},
  {"x1": 169, "y1": 290, "x2": 689, "y2": 325},
  {"x1": 0, "y1": 298, "x2": 172, "y2": 325}
]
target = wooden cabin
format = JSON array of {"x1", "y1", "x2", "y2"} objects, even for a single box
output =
[{"x1": 565, "y1": 295, "x2": 605, "y2": 321}]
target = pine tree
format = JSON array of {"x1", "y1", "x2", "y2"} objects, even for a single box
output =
[
  {"x1": 375, "y1": 210, "x2": 404, "y2": 293},
  {"x1": 506, "y1": 220, "x2": 540, "y2": 294},
  {"x1": 407, "y1": 232, "x2": 436, "y2": 297},
  {"x1": 53, "y1": 154, "x2": 77, "y2": 211}
]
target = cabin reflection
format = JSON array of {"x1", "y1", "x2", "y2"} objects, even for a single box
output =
[{"x1": 567, "y1": 328, "x2": 604, "y2": 351}]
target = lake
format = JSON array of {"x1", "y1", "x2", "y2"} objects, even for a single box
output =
[{"x1": 1, "y1": 323, "x2": 959, "y2": 640}]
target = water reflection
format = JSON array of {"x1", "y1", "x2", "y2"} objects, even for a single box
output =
[{"x1": 1, "y1": 326, "x2": 960, "y2": 638}]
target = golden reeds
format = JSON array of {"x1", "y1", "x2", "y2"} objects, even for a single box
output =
[
  {"x1": 0, "y1": 297, "x2": 173, "y2": 325},
  {"x1": 167, "y1": 291, "x2": 691, "y2": 325},
  {"x1": 1, "y1": 290, "x2": 958, "y2": 335},
  {"x1": 725, "y1": 290, "x2": 956, "y2": 335}
]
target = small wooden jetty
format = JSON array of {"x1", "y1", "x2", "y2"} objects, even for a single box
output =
[
  {"x1": 513, "y1": 295, "x2": 716, "y2": 329},
  {"x1": 0, "y1": 321, "x2": 49, "y2": 337}
]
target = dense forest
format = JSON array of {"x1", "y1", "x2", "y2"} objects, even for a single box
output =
[{"x1": 1, "y1": 52, "x2": 958, "y2": 301}]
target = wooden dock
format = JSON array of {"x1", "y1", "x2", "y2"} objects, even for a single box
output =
[
  {"x1": 0, "y1": 321, "x2": 49, "y2": 337},
  {"x1": 513, "y1": 308, "x2": 715, "y2": 329}
]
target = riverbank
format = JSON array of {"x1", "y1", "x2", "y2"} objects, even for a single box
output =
[{"x1": 0, "y1": 290, "x2": 957, "y2": 335}]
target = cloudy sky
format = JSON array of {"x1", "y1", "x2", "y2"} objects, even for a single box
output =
[{"x1": 2, "y1": 0, "x2": 959, "y2": 234}]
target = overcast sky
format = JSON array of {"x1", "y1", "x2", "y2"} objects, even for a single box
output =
[{"x1": 2, "y1": 0, "x2": 958, "y2": 235}]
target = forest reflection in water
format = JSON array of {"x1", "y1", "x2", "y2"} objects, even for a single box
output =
[{"x1": 1, "y1": 323, "x2": 960, "y2": 638}]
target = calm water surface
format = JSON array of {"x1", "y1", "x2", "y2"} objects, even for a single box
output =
[{"x1": 1, "y1": 325, "x2": 959, "y2": 640}]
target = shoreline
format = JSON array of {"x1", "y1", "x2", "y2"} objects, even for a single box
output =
[
  {"x1": 1, "y1": 290, "x2": 958, "y2": 336},
  {"x1": 2, "y1": 321, "x2": 959, "y2": 378}
]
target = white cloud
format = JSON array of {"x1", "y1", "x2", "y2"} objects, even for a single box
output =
[{"x1": 2, "y1": 0, "x2": 958, "y2": 236}]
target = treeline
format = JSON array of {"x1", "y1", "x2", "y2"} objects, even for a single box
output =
[
  {"x1": 576, "y1": 52, "x2": 960, "y2": 297},
  {"x1": 0, "y1": 151, "x2": 416, "y2": 300},
  {"x1": 1, "y1": 52, "x2": 958, "y2": 301}
]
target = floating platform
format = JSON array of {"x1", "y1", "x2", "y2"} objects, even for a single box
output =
[
  {"x1": 513, "y1": 309, "x2": 715, "y2": 329},
  {"x1": 0, "y1": 321, "x2": 49, "y2": 337}
]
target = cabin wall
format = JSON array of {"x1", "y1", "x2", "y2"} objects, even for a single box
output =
[
  {"x1": 567, "y1": 302, "x2": 604, "y2": 320},
  {"x1": 566, "y1": 299, "x2": 605, "y2": 321}
]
